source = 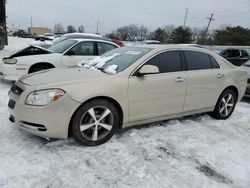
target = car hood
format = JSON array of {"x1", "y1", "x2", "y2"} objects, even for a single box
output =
[
  {"x1": 15, "y1": 52, "x2": 61, "y2": 62},
  {"x1": 5, "y1": 45, "x2": 53, "y2": 59},
  {"x1": 19, "y1": 67, "x2": 110, "y2": 86}
]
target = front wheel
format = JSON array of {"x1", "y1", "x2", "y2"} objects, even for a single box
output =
[
  {"x1": 71, "y1": 99, "x2": 120, "y2": 146},
  {"x1": 210, "y1": 89, "x2": 237, "y2": 119}
]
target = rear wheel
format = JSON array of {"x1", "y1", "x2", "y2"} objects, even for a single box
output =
[
  {"x1": 29, "y1": 64, "x2": 53, "y2": 74},
  {"x1": 71, "y1": 99, "x2": 120, "y2": 146},
  {"x1": 210, "y1": 89, "x2": 237, "y2": 119}
]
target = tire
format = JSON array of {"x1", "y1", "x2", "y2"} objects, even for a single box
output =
[
  {"x1": 0, "y1": 37, "x2": 4, "y2": 50},
  {"x1": 210, "y1": 89, "x2": 237, "y2": 120},
  {"x1": 71, "y1": 99, "x2": 120, "y2": 146},
  {"x1": 29, "y1": 64, "x2": 53, "y2": 74}
]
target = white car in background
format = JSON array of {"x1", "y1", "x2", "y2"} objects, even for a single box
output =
[{"x1": 0, "y1": 39, "x2": 119, "y2": 80}]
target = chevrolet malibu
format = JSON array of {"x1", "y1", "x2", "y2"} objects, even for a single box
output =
[{"x1": 8, "y1": 45, "x2": 247, "y2": 146}]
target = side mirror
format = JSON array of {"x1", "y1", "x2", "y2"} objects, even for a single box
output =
[
  {"x1": 138, "y1": 65, "x2": 159, "y2": 76},
  {"x1": 66, "y1": 51, "x2": 75, "y2": 56}
]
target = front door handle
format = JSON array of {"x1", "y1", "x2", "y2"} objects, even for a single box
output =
[
  {"x1": 217, "y1": 74, "x2": 224, "y2": 78},
  {"x1": 176, "y1": 77, "x2": 185, "y2": 82}
]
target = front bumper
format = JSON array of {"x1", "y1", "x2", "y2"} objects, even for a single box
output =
[
  {"x1": 8, "y1": 81, "x2": 81, "y2": 139},
  {"x1": 0, "y1": 62, "x2": 28, "y2": 81}
]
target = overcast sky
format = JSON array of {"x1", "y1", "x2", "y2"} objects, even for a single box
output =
[{"x1": 6, "y1": 0, "x2": 250, "y2": 34}]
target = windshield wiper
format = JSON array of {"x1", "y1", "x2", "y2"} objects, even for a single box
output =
[{"x1": 95, "y1": 67, "x2": 105, "y2": 73}]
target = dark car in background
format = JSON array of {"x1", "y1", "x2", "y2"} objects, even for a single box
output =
[{"x1": 219, "y1": 48, "x2": 250, "y2": 66}]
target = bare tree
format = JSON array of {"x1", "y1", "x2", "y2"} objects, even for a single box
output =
[
  {"x1": 116, "y1": 26, "x2": 130, "y2": 41},
  {"x1": 127, "y1": 24, "x2": 139, "y2": 41},
  {"x1": 67, "y1": 25, "x2": 76, "y2": 33},
  {"x1": 112, "y1": 24, "x2": 149, "y2": 41},
  {"x1": 138, "y1": 25, "x2": 148, "y2": 41},
  {"x1": 163, "y1": 25, "x2": 175, "y2": 42},
  {"x1": 78, "y1": 25, "x2": 85, "y2": 33},
  {"x1": 54, "y1": 23, "x2": 64, "y2": 34}
]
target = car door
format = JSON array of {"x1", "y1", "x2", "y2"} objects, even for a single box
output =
[
  {"x1": 62, "y1": 41, "x2": 97, "y2": 67},
  {"x1": 128, "y1": 50, "x2": 187, "y2": 122},
  {"x1": 182, "y1": 50, "x2": 224, "y2": 112}
]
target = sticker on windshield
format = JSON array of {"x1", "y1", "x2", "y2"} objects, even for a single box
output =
[{"x1": 126, "y1": 51, "x2": 142, "y2": 55}]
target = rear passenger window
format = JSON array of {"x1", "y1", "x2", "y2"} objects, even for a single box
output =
[
  {"x1": 98, "y1": 42, "x2": 117, "y2": 55},
  {"x1": 184, "y1": 51, "x2": 219, "y2": 70},
  {"x1": 209, "y1": 56, "x2": 220, "y2": 68},
  {"x1": 144, "y1": 51, "x2": 182, "y2": 73}
]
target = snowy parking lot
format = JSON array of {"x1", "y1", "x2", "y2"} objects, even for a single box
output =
[{"x1": 0, "y1": 37, "x2": 250, "y2": 188}]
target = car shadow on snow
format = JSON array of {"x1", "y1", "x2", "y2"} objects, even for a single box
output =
[
  {"x1": 118, "y1": 113, "x2": 208, "y2": 134},
  {"x1": 0, "y1": 79, "x2": 14, "y2": 89},
  {"x1": 242, "y1": 97, "x2": 250, "y2": 104}
]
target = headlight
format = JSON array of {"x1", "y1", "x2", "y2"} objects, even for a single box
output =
[
  {"x1": 26, "y1": 89, "x2": 65, "y2": 106},
  {"x1": 4, "y1": 58, "x2": 17, "y2": 64}
]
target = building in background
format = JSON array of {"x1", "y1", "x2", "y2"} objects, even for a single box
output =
[{"x1": 28, "y1": 27, "x2": 52, "y2": 35}]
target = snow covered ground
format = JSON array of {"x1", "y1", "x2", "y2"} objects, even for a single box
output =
[{"x1": 0, "y1": 37, "x2": 250, "y2": 188}]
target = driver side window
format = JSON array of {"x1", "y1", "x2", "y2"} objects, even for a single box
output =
[
  {"x1": 67, "y1": 42, "x2": 94, "y2": 56},
  {"x1": 133, "y1": 51, "x2": 182, "y2": 76},
  {"x1": 144, "y1": 51, "x2": 182, "y2": 73}
]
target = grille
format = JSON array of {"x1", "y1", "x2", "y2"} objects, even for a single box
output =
[
  {"x1": 10, "y1": 84, "x2": 23, "y2": 96},
  {"x1": 8, "y1": 99, "x2": 16, "y2": 109}
]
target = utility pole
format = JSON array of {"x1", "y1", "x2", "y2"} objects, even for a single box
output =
[
  {"x1": 30, "y1": 17, "x2": 33, "y2": 28},
  {"x1": 96, "y1": 20, "x2": 99, "y2": 34},
  {"x1": 204, "y1": 13, "x2": 215, "y2": 40},
  {"x1": 183, "y1": 8, "x2": 188, "y2": 28}
]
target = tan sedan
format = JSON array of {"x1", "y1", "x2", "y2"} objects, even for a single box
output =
[{"x1": 8, "y1": 45, "x2": 247, "y2": 146}]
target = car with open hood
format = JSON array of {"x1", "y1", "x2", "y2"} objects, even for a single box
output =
[
  {"x1": 8, "y1": 45, "x2": 247, "y2": 146},
  {"x1": 0, "y1": 38, "x2": 119, "y2": 80}
]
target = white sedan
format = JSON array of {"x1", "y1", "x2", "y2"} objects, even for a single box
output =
[
  {"x1": 8, "y1": 45, "x2": 247, "y2": 146},
  {"x1": 0, "y1": 39, "x2": 119, "y2": 80}
]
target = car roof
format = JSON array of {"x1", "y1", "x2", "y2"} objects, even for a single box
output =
[
  {"x1": 70, "y1": 38, "x2": 119, "y2": 47},
  {"x1": 62, "y1": 32, "x2": 103, "y2": 38},
  {"x1": 131, "y1": 44, "x2": 212, "y2": 51}
]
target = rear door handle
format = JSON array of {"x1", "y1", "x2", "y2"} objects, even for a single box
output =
[
  {"x1": 176, "y1": 77, "x2": 185, "y2": 82},
  {"x1": 217, "y1": 74, "x2": 224, "y2": 78}
]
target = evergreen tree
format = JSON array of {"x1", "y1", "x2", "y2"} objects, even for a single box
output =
[
  {"x1": 212, "y1": 26, "x2": 250, "y2": 45},
  {"x1": 170, "y1": 26, "x2": 192, "y2": 44}
]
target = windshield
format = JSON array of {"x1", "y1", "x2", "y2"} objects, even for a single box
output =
[
  {"x1": 80, "y1": 47, "x2": 151, "y2": 74},
  {"x1": 48, "y1": 39, "x2": 77, "y2": 53},
  {"x1": 53, "y1": 36, "x2": 68, "y2": 45}
]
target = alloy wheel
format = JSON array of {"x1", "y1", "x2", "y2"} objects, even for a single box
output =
[
  {"x1": 79, "y1": 106, "x2": 114, "y2": 141},
  {"x1": 219, "y1": 94, "x2": 235, "y2": 117}
]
